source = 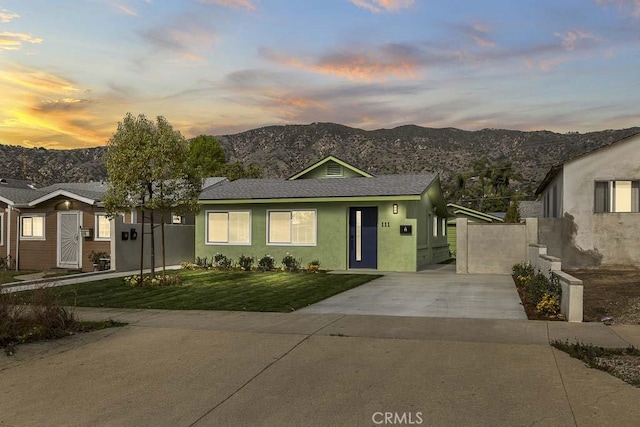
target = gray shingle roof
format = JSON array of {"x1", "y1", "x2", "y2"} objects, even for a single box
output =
[
  {"x1": 0, "y1": 178, "x2": 37, "y2": 189},
  {"x1": 199, "y1": 174, "x2": 437, "y2": 201},
  {"x1": 0, "y1": 182, "x2": 108, "y2": 206},
  {"x1": 0, "y1": 187, "x2": 40, "y2": 204}
]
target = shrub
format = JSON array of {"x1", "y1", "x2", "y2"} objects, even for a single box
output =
[
  {"x1": 180, "y1": 261, "x2": 199, "y2": 270},
  {"x1": 123, "y1": 274, "x2": 181, "y2": 287},
  {"x1": 238, "y1": 254, "x2": 254, "y2": 271},
  {"x1": 195, "y1": 256, "x2": 213, "y2": 268},
  {"x1": 282, "y1": 253, "x2": 301, "y2": 272},
  {"x1": 0, "y1": 286, "x2": 76, "y2": 351},
  {"x1": 512, "y1": 262, "x2": 534, "y2": 280},
  {"x1": 526, "y1": 273, "x2": 561, "y2": 305},
  {"x1": 214, "y1": 253, "x2": 233, "y2": 270},
  {"x1": 307, "y1": 259, "x2": 320, "y2": 272},
  {"x1": 258, "y1": 255, "x2": 275, "y2": 271},
  {"x1": 536, "y1": 292, "x2": 560, "y2": 315}
]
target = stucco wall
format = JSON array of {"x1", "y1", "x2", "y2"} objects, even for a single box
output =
[
  {"x1": 540, "y1": 135, "x2": 640, "y2": 267},
  {"x1": 195, "y1": 199, "x2": 433, "y2": 272},
  {"x1": 111, "y1": 217, "x2": 194, "y2": 272}
]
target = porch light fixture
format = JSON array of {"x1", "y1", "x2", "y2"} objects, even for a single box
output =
[
  {"x1": 393, "y1": 204, "x2": 398, "y2": 214},
  {"x1": 64, "y1": 200, "x2": 71, "y2": 210}
]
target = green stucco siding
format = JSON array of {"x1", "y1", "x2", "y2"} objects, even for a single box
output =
[
  {"x1": 195, "y1": 200, "x2": 429, "y2": 272},
  {"x1": 298, "y1": 162, "x2": 365, "y2": 179}
]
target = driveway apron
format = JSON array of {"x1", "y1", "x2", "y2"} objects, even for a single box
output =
[{"x1": 298, "y1": 266, "x2": 527, "y2": 319}]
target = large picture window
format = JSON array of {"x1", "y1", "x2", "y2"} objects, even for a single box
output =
[
  {"x1": 595, "y1": 180, "x2": 640, "y2": 213},
  {"x1": 95, "y1": 213, "x2": 111, "y2": 240},
  {"x1": 268, "y1": 210, "x2": 316, "y2": 245},
  {"x1": 21, "y1": 214, "x2": 45, "y2": 240},
  {"x1": 206, "y1": 211, "x2": 251, "y2": 244}
]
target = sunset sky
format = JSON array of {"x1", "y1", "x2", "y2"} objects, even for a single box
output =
[{"x1": 1, "y1": 0, "x2": 639, "y2": 149}]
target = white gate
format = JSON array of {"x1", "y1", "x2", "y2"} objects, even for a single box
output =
[{"x1": 58, "y1": 211, "x2": 81, "y2": 269}]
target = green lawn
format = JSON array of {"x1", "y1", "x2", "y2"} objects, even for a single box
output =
[
  {"x1": 0, "y1": 270, "x2": 38, "y2": 285},
  {"x1": 48, "y1": 270, "x2": 380, "y2": 312}
]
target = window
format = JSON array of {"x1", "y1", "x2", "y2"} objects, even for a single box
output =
[
  {"x1": 442, "y1": 218, "x2": 447, "y2": 236},
  {"x1": 0, "y1": 212, "x2": 3, "y2": 246},
  {"x1": 595, "y1": 180, "x2": 640, "y2": 213},
  {"x1": 433, "y1": 215, "x2": 438, "y2": 237},
  {"x1": 172, "y1": 215, "x2": 183, "y2": 224},
  {"x1": 21, "y1": 214, "x2": 45, "y2": 239},
  {"x1": 206, "y1": 211, "x2": 251, "y2": 244},
  {"x1": 268, "y1": 210, "x2": 316, "y2": 245},
  {"x1": 95, "y1": 213, "x2": 111, "y2": 240}
]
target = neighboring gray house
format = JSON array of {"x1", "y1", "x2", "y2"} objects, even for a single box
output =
[{"x1": 536, "y1": 131, "x2": 640, "y2": 267}]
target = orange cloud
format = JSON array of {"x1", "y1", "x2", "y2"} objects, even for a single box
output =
[
  {"x1": 0, "y1": 65, "x2": 108, "y2": 148},
  {"x1": 349, "y1": 0, "x2": 414, "y2": 13},
  {"x1": 262, "y1": 48, "x2": 420, "y2": 81},
  {"x1": 0, "y1": 65, "x2": 77, "y2": 93},
  {"x1": 0, "y1": 31, "x2": 43, "y2": 51},
  {"x1": 200, "y1": 0, "x2": 258, "y2": 10}
]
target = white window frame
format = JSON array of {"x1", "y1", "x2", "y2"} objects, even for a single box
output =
[
  {"x1": 94, "y1": 213, "x2": 111, "y2": 241},
  {"x1": 595, "y1": 180, "x2": 640, "y2": 213},
  {"x1": 432, "y1": 215, "x2": 438, "y2": 237},
  {"x1": 20, "y1": 213, "x2": 46, "y2": 240},
  {"x1": 0, "y1": 212, "x2": 3, "y2": 246},
  {"x1": 171, "y1": 214, "x2": 183, "y2": 224},
  {"x1": 267, "y1": 209, "x2": 317, "y2": 246},
  {"x1": 205, "y1": 210, "x2": 252, "y2": 245}
]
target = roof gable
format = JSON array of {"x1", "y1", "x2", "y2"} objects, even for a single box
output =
[
  {"x1": 536, "y1": 131, "x2": 640, "y2": 194},
  {"x1": 288, "y1": 155, "x2": 373, "y2": 180},
  {"x1": 446, "y1": 203, "x2": 504, "y2": 222}
]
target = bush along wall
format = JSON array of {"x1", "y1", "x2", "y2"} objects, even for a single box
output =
[{"x1": 512, "y1": 263, "x2": 562, "y2": 317}]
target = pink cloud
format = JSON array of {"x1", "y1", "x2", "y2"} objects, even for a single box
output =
[
  {"x1": 349, "y1": 0, "x2": 415, "y2": 13},
  {"x1": 595, "y1": 0, "x2": 640, "y2": 18},
  {"x1": 200, "y1": 0, "x2": 258, "y2": 10}
]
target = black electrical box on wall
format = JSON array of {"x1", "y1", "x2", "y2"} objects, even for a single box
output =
[{"x1": 400, "y1": 225, "x2": 412, "y2": 235}]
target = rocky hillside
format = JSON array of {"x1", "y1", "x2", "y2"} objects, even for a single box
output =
[
  {"x1": 217, "y1": 123, "x2": 640, "y2": 188},
  {"x1": 1, "y1": 123, "x2": 638, "y2": 188}
]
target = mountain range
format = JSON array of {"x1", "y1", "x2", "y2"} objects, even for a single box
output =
[{"x1": 1, "y1": 123, "x2": 638, "y2": 192}]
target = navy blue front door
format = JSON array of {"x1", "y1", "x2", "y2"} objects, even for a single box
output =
[{"x1": 349, "y1": 207, "x2": 378, "y2": 269}]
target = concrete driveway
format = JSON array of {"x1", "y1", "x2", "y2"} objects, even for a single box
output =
[
  {"x1": 2, "y1": 309, "x2": 640, "y2": 426},
  {"x1": 298, "y1": 265, "x2": 527, "y2": 319}
]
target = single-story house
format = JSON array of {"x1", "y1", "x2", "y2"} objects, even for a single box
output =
[
  {"x1": 536, "y1": 131, "x2": 640, "y2": 267},
  {"x1": 0, "y1": 180, "x2": 113, "y2": 272},
  {"x1": 196, "y1": 156, "x2": 451, "y2": 271},
  {"x1": 446, "y1": 203, "x2": 504, "y2": 254}
]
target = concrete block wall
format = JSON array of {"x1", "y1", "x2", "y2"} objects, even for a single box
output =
[
  {"x1": 528, "y1": 244, "x2": 583, "y2": 323},
  {"x1": 456, "y1": 218, "x2": 538, "y2": 274}
]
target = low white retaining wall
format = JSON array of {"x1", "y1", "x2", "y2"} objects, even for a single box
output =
[{"x1": 528, "y1": 244, "x2": 583, "y2": 322}]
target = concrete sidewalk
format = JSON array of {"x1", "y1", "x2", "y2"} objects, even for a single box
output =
[
  {"x1": 1, "y1": 308, "x2": 639, "y2": 426},
  {"x1": 0, "y1": 266, "x2": 182, "y2": 293}
]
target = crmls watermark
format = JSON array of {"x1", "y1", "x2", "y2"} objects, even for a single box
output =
[{"x1": 372, "y1": 411, "x2": 423, "y2": 425}]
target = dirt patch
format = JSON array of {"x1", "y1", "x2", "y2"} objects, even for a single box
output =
[{"x1": 567, "y1": 267, "x2": 640, "y2": 324}]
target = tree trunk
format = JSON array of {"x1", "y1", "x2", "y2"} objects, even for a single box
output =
[
  {"x1": 140, "y1": 206, "x2": 144, "y2": 280},
  {"x1": 149, "y1": 208, "x2": 155, "y2": 278},
  {"x1": 161, "y1": 211, "x2": 166, "y2": 280}
]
